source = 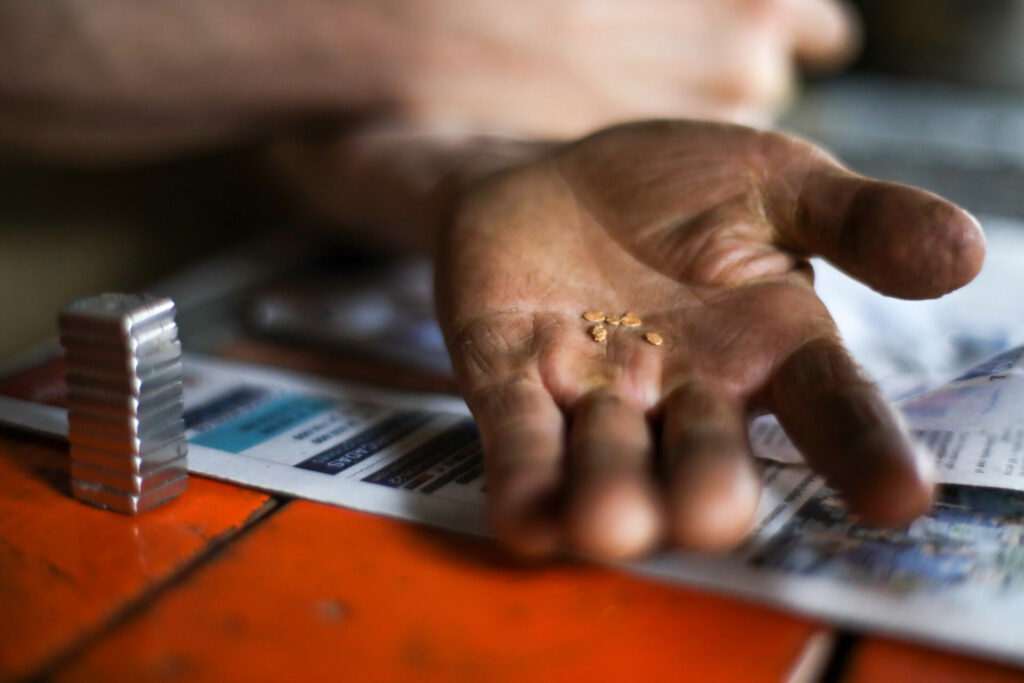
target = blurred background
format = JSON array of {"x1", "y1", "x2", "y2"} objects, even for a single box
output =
[
  {"x1": 788, "y1": 0, "x2": 1024, "y2": 220},
  {"x1": 3, "y1": 0, "x2": 1024, "y2": 361}
]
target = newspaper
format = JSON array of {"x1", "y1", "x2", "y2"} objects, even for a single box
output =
[
  {"x1": 173, "y1": 354, "x2": 1024, "y2": 664},
  {"x1": 751, "y1": 345, "x2": 1024, "y2": 490}
]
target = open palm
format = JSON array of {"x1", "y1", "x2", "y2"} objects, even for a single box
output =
[{"x1": 436, "y1": 121, "x2": 984, "y2": 559}]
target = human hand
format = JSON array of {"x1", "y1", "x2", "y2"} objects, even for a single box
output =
[
  {"x1": 435, "y1": 120, "x2": 984, "y2": 559},
  {"x1": 390, "y1": 0, "x2": 858, "y2": 136},
  {"x1": 1, "y1": 0, "x2": 854, "y2": 159}
]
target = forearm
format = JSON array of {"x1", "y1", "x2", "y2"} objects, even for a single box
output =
[
  {"x1": 0, "y1": 0, "x2": 405, "y2": 161},
  {"x1": 262, "y1": 126, "x2": 552, "y2": 253}
]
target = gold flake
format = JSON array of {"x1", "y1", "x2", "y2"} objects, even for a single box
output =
[{"x1": 621, "y1": 311, "x2": 642, "y2": 328}]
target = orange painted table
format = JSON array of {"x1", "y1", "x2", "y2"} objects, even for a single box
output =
[
  {"x1": 2, "y1": 345, "x2": 1023, "y2": 682},
  {"x1": 0, "y1": 430, "x2": 273, "y2": 681}
]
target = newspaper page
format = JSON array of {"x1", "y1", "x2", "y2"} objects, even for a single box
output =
[
  {"x1": 181, "y1": 356, "x2": 487, "y2": 535},
  {"x1": 751, "y1": 345, "x2": 1024, "y2": 493},
  {"x1": 174, "y1": 354, "x2": 1024, "y2": 665}
]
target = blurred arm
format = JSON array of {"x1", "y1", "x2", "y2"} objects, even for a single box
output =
[{"x1": 0, "y1": 0, "x2": 402, "y2": 161}]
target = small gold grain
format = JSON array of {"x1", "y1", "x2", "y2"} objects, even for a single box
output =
[
  {"x1": 621, "y1": 311, "x2": 642, "y2": 327},
  {"x1": 589, "y1": 324, "x2": 608, "y2": 343},
  {"x1": 644, "y1": 332, "x2": 664, "y2": 346},
  {"x1": 582, "y1": 311, "x2": 606, "y2": 323},
  {"x1": 606, "y1": 315, "x2": 621, "y2": 326}
]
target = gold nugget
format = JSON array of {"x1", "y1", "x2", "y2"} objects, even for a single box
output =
[
  {"x1": 582, "y1": 311, "x2": 606, "y2": 323},
  {"x1": 606, "y1": 315, "x2": 621, "y2": 326},
  {"x1": 644, "y1": 332, "x2": 664, "y2": 346},
  {"x1": 621, "y1": 311, "x2": 642, "y2": 327},
  {"x1": 589, "y1": 324, "x2": 608, "y2": 343}
]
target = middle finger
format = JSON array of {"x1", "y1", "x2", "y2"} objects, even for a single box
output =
[{"x1": 564, "y1": 387, "x2": 664, "y2": 559}]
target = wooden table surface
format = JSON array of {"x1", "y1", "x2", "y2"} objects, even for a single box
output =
[{"x1": 2, "y1": 343, "x2": 1024, "y2": 683}]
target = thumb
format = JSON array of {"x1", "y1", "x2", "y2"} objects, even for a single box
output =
[{"x1": 770, "y1": 163, "x2": 985, "y2": 300}]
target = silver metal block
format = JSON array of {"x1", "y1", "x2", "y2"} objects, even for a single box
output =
[
  {"x1": 67, "y1": 419, "x2": 186, "y2": 456},
  {"x1": 58, "y1": 293, "x2": 176, "y2": 339},
  {"x1": 60, "y1": 321, "x2": 180, "y2": 357},
  {"x1": 61, "y1": 293, "x2": 189, "y2": 514},
  {"x1": 64, "y1": 339, "x2": 183, "y2": 375},
  {"x1": 71, "y1": 475, "x2": 188, "y2": 514},
  {"x1": 65, "y1": 360, "x2": 184, "y2": 397},
  {"x1": 70, "y1": 438, "x2": 189, "y2": 475},
  {"x1": 67, "y1": 381, "x2": 184, "y2": 420},
  {"x1": 68, "y1": 398, "x2": 185, "y2": 438},
  {"x1": 71, "y1": 456, "x2": 188, "y2": 495}
]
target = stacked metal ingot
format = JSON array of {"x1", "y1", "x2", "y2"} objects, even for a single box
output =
[{"x1": 59, "y1": 293, "x2": 188, "y2": 513}]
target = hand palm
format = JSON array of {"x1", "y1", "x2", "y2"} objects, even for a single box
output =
[{"x1": 437, "y1": 121, "x2": 984, "y2": 558}]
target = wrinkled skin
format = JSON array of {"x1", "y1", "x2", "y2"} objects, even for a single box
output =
[{"x1": 436, "y1": 121, "x2": 985, "y2": 559}]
